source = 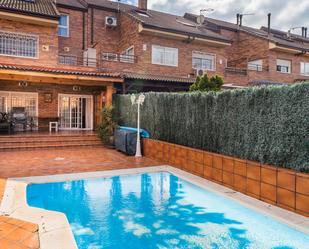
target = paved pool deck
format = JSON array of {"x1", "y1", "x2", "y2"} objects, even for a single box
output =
[{"x1": 0, "y1": 147, "x2": 161, "y2": 249}]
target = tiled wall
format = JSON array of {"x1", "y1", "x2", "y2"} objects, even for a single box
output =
[{"x1": 143, "y1": 139, "x2": 309, "y2": 217}]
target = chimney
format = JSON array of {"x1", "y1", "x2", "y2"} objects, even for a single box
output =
[
  {"x1": 267, "y1": 13, "x2": 271, "y2": 34},
  {"x1": 302, "y1": 27, "x2": 305, "y2": 37},
  {"x1": 138, "y1": 0, "x2": 147, "y2": 10},
  {"x1": 236, "y1": 13, "x2": 240, "y2": 25},
  {"x1": 239, "y1": 14, "x2": 243, "y2": 26},
  {"x1": 305, "y1": 27, "x2": 308, "y2": 38}
]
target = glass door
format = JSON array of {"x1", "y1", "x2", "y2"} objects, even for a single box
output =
[{"x1": 59, "y1": 94, "x2": 93, "y2": 130}]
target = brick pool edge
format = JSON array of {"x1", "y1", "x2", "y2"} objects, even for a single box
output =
[{"x1": 143, "y1": 139, "x2": 309, "y2": 217}]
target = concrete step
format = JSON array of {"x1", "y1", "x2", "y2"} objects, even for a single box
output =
[
  {"x1": 0, "y1": 143, "x2": 103, "y2": 152},
  {"x1": 0, "y1": 132, "x2": 103, "y2": 151},
  {"x1": 0, "y1": 136, "x2": 100, "y2": 143}
]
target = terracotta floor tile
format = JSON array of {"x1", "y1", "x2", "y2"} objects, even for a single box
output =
[
  {"x1": 19, "y1": 223, "x2": 38, "y2": 233},
  {"x1": 5, "y1": 218, "x2": 25, "y2": 227},
  {"x1": 21, "y1": 233, "x2": 40, "y2": 249},
  {"x1": 0, "y1": 223, "x2": 16, "y2": 237},
  {"x1": 5, "y1": 228, "x2": 32, "y2": 243}
]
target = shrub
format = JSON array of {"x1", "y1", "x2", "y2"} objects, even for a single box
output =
[
  {"x1": 189, "y1": 74, "x2": 224, "y2": 92},
  {"x1": 97, "y1": 106, "x2": 117, "y2": 144},
  {"x1": 114, "y1": 82, "x2": 309, "y2": 173}
]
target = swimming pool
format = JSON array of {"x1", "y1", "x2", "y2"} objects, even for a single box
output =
[{"x1": 27, "y1": 172, "x2": 309, "y2": 249}]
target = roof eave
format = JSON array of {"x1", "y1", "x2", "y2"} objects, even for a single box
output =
[
  {"x1": 269, "y1": 42, "x2": 309, "y2": 55},
  {"x1": 56, "y1": 3, "x2": 87, "y2": 12},
  {"x1": 0, "y1": 7, "x2": 59, "y2": 20}
]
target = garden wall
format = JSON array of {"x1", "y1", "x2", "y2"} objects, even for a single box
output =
[
  {"x1": 114, "y1": 83, "x2": 309, "y2": 172},
  {"x1": 143, "y1": 139, "x2": 309, "y2": 217}
]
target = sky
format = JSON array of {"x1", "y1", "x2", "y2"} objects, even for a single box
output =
[{"x1": 117, "y1": 0, "x2": 309, "y2": 34}]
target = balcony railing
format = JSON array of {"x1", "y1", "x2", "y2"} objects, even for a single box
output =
[
  {"x1": 58, "y1": 54, "x2": 97, "y2": 67},
  {"x1": 58, "y1": 52, "x2": 138, "y2": 69},
  {"x1": 248, "y1": 64, "x2": 269, "y2": 72},
  {"x1": 102, "y1": 52, "x2": 137, "y2": 64},
  {"x1": 225, "y1": 67, "x2": 248, "y2": 75}
]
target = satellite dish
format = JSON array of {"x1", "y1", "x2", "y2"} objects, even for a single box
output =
[{"x1": 196, "y1": 15, "x2": 205, "y2": 25}]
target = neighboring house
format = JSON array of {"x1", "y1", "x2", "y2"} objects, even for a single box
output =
[
  {"x1": 55, "y1": 0, "x2": 231, "y2": 93},
  {"x1": 184, "y1": 13, "x2": 309, "y2": 86}
]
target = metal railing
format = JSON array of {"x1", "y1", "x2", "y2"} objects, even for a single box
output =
[
  {"x1": 58, "y1": 52, "x2": 138, "y2": 69},
  {"x1": 102, "y1": 52, "x2": 138, "y2": 64},
  {"x1": 58, "y1": 54, "x2": 97, "y2": 67},
  {"x1": 225, "y1": 67, "x2": 248, "y2": 75}
]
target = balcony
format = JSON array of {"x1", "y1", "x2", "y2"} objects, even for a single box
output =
[
  {"x1": 225, "y1": 67, "x2": 248, "y2": 75},
  {"x1": 58, "y1": 52, "x2": 138, "y2": 71}
]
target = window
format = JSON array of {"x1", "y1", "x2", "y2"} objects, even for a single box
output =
[
  {"x1": 0, "y1": 91, "x2": 38, "y2": 120},
  {"x1": 248, "y1": 59, "x2": 263, "y2": 71},
  {"x1": 300, "y1": 62, "x2": 309, "y2": 76},
  {"x1": 120, "y1": 46, "x2": 135, "y2": 63},
  {"x1": 192, "y1": 52, "x2": 215, "y2": 71},
  {"x1": 276, "y1": 59, "x2": 291, "y2": 74},
  {"x1": 0, "y1": 31, "x2": 38, "y2": 58},
  {"x1": 58, "y1": 15, "x2": 69, "y2": 37},
  {"x1": 102, "y1": 52, "x2": 118, "y2": 62},
  {"x1": 152, "y1": 45, "x2": 178, "y2": 67}
]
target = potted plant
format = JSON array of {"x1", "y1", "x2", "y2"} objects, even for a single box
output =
[{"x1": 97, "y1": 106, "x2": 117, "y2": 147}]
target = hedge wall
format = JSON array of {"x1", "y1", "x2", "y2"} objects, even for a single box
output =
[{"x1": 114, "y1": 83, "x2": 309, "y2": 172}]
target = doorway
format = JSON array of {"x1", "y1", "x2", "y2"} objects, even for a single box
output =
[{"x1": 58, "y1": 94, "x2": 93, "y2": 130}]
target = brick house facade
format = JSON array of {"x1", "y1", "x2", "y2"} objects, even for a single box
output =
[
  {"x1": 0, "y1": 0, "x2": 119, "y2": 132},
  {"x1": 183, "y1": 14, "x2": 309, "y2": 86}
]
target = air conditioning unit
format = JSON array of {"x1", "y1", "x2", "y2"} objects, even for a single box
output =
[
  {"x1": 105, "y1": 16, "x2": 117, "y2": 27},
  {"x1": 194, "y1": 68, "x2": 206, "y2": 77}
]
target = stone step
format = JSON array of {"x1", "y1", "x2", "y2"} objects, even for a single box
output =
[
  {"x1": 0, "y1": 136, "x2": 100, "y2": 143},
  {"x1": 0, "y1": 133, "x2": 97, "y2": 140},
  {"x1": 0, "y1": 141, "x2": 103, "y2": 151}
]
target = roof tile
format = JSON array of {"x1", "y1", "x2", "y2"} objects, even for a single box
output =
[{"x1": 0, "y1": 0, "x2": 59, "y2": 18}]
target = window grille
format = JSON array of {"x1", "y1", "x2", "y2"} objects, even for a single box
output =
[{"x1": 0, "y1": 31, "x2": 38, "y2": 58}]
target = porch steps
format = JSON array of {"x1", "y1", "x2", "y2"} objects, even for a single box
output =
[{"x1": 0, "y1": 132, "x2": 104, "y2": 151}]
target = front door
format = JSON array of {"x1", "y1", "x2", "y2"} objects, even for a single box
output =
[{"x1": 58, "y1": 94, "x2": 93, "y2": 130}]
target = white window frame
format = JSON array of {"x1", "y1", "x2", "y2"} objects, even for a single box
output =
[
  {"x1": 0, "y1": 30, "x2": 39, "y2": 59},
  {"x1": 102, "y1": 52, "x2": 118, "y2": 62},
  {"x1": 58, "y1": 94, "x2": 93, "y2": 130},
  {"x1": 192, "y1": 51, "x2": 216, "y2": 71},
  {"x1": 120, "y1": 46, "x2": 135, "y2": 63},
  {"x1": 152, "y1": 45, "x2": 178, "y2": 67},
  {"x1": 276, "y1": 59, "x2": 291, "y2": 74},
  {"x1": 248, "y1": 59, "x2": 263, "y2": 71},
  {"x1": 300, "y1": 62, "x2": 309, "y2": 76},
  {"x1": 58, "y1": 15, "x2": 69, "y2": 37}
]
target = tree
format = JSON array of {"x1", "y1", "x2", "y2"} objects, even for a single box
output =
[{"x1": 190, "y1": 74, "x2": 224, "y2": 92}]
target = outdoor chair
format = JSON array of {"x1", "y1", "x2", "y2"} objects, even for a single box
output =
[
  {"x1": 11, "y1": 107, "x2": 28, "y2": 132},
  {"x1": 0, "y1": 112, "x2": 12, "y2": 134}
]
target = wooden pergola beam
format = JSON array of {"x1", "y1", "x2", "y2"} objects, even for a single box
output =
[{"x1": 0, "y1": 69, "x2": 123, "y2": 86}]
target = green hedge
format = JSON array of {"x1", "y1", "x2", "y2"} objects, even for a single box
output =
[{"x1": 114, "y1": 83, "x2": 309, "y2": 172}]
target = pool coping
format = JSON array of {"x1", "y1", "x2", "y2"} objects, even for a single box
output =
[{"x1": 0, "y1": 165, "x2": 308, "y2": 249}]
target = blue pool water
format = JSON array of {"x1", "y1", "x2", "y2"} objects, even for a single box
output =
[{"x1": 27, "y1": 172, "x2": 309, "y2": 249}]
